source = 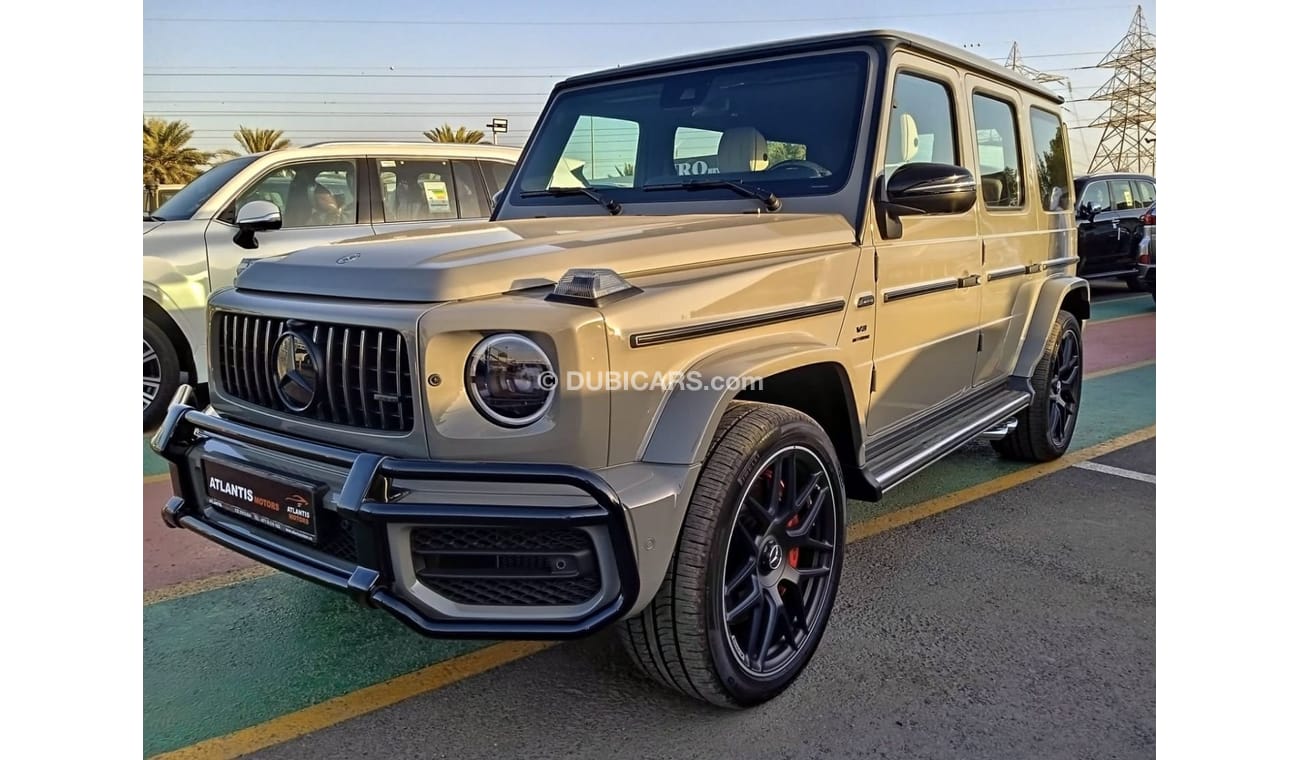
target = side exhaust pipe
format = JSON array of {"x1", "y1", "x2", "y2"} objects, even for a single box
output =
[{"x1": 977, "y1": 418, "x2": 1019, "y2": 441}]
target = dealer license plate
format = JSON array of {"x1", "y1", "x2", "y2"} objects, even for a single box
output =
[{"x1": 201, "y1": 456, "x2": 321, "y2": 543}]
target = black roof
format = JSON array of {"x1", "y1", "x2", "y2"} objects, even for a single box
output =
[{"x1": 559, "y1": 29, "x2": 1064, "y2": 104}]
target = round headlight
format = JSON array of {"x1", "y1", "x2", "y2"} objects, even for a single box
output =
[{"x1": 465, "y1": 334, "x2": 556, "y2": 427}]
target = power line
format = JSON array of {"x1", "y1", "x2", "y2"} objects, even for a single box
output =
[
  {"x1": 143, "y1": 90, "x2": 553, "y2": 96},
  {"x1": 145, "y1": 7, "x2": 1134, "y2": 26},
  {"x1": 144, "y1": 72, "x2": 572, "y2": 79},
  {"x1": 146, "y1": 111, "x2": 543, "y2": 117}
]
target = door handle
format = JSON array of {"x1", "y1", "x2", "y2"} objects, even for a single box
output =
[{"x1": 957, "y1": 274, "x2": 980, "y2": 288}]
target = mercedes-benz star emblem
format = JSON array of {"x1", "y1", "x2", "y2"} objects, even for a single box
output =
[
  {"x1": 336, "y1": 253, "x2": 361, "y2": 264},
  {"x1": 762, "y1": 540, "x2": 784, "y2": 571},
  {"x1": 271, "y1": 329, "x2": 323, "y2": 412}
]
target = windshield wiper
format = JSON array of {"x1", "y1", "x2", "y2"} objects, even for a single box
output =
[
  {"x1": 644, "y1": 179, "x2": 781, "y2": 212},
  {"x1": 520, "y1": 187, "x2": 622, "y2": 215},
  {"x1": 143, "y1": 214, "x2": 165, "y2": 222}
]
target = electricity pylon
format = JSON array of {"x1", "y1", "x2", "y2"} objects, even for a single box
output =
[{"x1": 1086, "y1": 5, "x2": 1156, "y2": 174}]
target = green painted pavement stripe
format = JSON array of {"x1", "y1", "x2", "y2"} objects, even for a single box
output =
[
  {"x1": 1091, "y1": 294, "x2": 1155, "y2": 323},
  {"x1": 145, "y1": 436, "x2": 169, "y2": 477},
  {"x1": 144, "y1": 363, "x2": 1155, "y2": 756}
]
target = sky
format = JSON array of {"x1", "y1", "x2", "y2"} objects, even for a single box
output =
[{"x1": 143, "y1": 0, "x2": 1156, "y2": 173}]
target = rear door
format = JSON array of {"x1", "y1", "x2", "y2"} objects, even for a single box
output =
[
  {"x1": 1108, "y1": 178, "x2": 1144, "y2": 271},
  {"x1": 370, "y1": 156, "x2": 493, "y2": 236}
]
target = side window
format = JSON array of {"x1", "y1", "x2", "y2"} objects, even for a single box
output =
[
  {"x1": 1028, "y1": 108, "x2": 1071, "y2": 212},
  {"x1": 1109, "y1": 180, "x2": 1137, "y2": 211},
  {"x1": 227, "y1": 159, "x2": 359, "y2": 228},
  {"x1": 972, "y1": 93, "x2": 1024, "y2": 209},
  {"x1": 481, "y1": 161, "x2": 516, "y2": 194},
  {"x1": 553, "y1": 115, "x2": 640, "y2": 187},
  {"x1": 673, "y1": 127, "x2": 723, "y2": 176},
  {"x1": 452, "y1": 160, "x2": 489, "y2": 219},
  {"x1": 1134, "y1": 180, "x2": 1155, "y2": 207},
  {"x1": 376, "y1": 159, "x2": 457, "y2": 222},
  {"x1": 1079, "y1": 181, "x2": 1112, "y2": 213},
  {"x1": 884, "y1": 72, "x2": 958, "y2": 181}
]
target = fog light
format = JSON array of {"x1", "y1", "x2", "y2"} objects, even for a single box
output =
[{"x1": 546, "y1": 268, "x2": 640, "y2": 306}]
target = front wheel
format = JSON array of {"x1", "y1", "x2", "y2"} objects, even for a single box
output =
[
  {"x1": 994, "y1": 310, "x2": 1083, "y2": 462},
  {"x1": 144, "y1": 318, "x2": 180, "y2": 431},
  {"x1": 620, "y1": 401, "x2": 846, "y2": 708}
]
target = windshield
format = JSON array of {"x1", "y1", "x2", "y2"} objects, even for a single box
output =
[
  {"x1": 153, "y1": 155, "x2": 258, "y2": 221},
  {"x1": 510, "y1": 51, "x2": 868, "y2": 210}
]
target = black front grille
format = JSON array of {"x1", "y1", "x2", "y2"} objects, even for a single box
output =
[
  {"x1": 213, "y1": 312, "x2": 414, "y2": 433},
  {"x1": 411, "y1": 526, "x2": 601, "y2": 607}
]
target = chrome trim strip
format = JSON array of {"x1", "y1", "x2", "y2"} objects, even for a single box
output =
[
  {"x1": 987, "y1": 265, "x2": 1026, "y2": 281},
  {"x1": 1042, "y1": 256, "x2": 1080, "y2": 268},
  {"x1": 882, "y1": 278, "x2": 958, "y2": 303},
  {"x1": 628, "y1": 299, "x2": 846, "y2": 348}
]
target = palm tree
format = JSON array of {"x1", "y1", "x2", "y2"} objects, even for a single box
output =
[
  {"x1": 143, "y1": 118, "x2": 211, "y2": 187},
  {"x1": 231, "y1": 126, "x2": 292, "y2": 154},
  {"x1": 423, "y1": 124, "x2": 488, "y2": 144}
]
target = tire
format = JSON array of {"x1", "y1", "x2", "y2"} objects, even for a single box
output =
[
  {"x1": 994, "y1": 310, "x2": 1083, "y2": 462},
  {"x1": 144, "y1": 318, "x2": 180, "y2": 431},
  {"x1": 619, "y1": 401, "x2": 847, "y2": 708}
]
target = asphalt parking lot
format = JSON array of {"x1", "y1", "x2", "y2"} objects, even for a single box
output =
[
  {"x1": 143, "y1": 288, "x2": 1155, "y2": 759},
  {"x1": 255, "y1": 438, "x2": 1155, "y2": 760}
]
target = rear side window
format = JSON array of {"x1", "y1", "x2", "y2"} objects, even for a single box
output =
[
  {"x1": 1028, "y1": 108, "x2": 1071, "y2": 212},
  {"x1": 481, "y1": 161, "x2": 516, "y2": 193},
  {"x1": 972, "y1": 93, "x2": 1024, "y2": 209},
  {"x1": 377, "y1": 158, "x2": 458, "y2": 222},
  {"x1": 1134, "y1": 180, "x2": 1155, "y2": 207}
]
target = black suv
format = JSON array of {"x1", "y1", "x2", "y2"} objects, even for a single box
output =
[{"x1": 1073, "y1": 172, "x2": 1156, "y2": 290}]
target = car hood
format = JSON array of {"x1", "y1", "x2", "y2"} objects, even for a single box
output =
[{"x1": 233, "y1": 214, "x2": 857, "y2": 302}]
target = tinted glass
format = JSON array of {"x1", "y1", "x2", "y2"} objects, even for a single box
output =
[
  {"x1": 972, "y1": 93, "x2": 1023, "y2": 208},
  {"x1": 1134, "y1": 180, "x2": 1155, "y2": 206},
  {"x1": 1079, "y1": 181, "x2": 1112, "y2": 213},
  {"x1": 227, "y1": 159, "x2": 358, "y2": 228},
  {"x1": 884, "y1": 72, "x2": 957, "y2": 180},
  {"x1": 481, "y1": 160, "x2": 516, "y2": 193},
  {"x1": 452, "y1": 160, "x2": 489, "y2": 218},
  {"x1": 1029, "y1": 107, "x2": 1071, "y2": 212},
  {"x1": 377, "y1": 158, "x2": 457, "y2": 222},
  {"x1": 1110, "y1": 180, "x2": 1138, "y2": 211},
  {"x1": 154, "y1": 155, "x2": 257, "y2": 221},
  {"x1": 511, "y1": 52, "x2": 869, "y2": 205}
]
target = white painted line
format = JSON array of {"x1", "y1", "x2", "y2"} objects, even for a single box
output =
[{"x1": 1072, "y1": 461, "x2": 1156, "y2": 484}]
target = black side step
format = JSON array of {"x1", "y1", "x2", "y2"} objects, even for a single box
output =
[{"x1": 861, "y1": 387, "x2": 1031, "y2": 497}]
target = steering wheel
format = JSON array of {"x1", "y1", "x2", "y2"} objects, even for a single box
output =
[{"x1": 765, "y1": 159, "x2": 832, "y2": 178}]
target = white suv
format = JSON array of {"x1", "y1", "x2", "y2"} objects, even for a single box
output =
[{"x1": 143, "y1": 141, "x2": 521, "y2": 428}]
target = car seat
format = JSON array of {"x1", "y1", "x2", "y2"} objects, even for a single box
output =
[{"x1": 717, "y1": 127, "x2": 769, "y2": 173}]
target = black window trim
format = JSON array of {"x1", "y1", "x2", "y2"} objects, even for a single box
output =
[{"x1": 969, "y1": 87, "x2": 1027, "y2": 213}]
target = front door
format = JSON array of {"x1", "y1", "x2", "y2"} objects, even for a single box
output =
[
  {"x1": 1075, "y1": 179, "x2": 1116, "y2": 276},
  {"x1": 867, "y1": 62, "x2": 983, "y2": 436},
  {"x1": 204, "y1": 157, "x2": 374, "y2": 293}
]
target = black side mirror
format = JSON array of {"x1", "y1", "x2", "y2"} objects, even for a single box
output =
[
  {"x1": 233, "y1": 200, "x2": 282, "y2": 250},
  {"x1": 1077, "y1": 202, "x2": 1098, "y2": 223},
  {"x1": 875, "y1": 163, "x2": 976, "y2": 239}
]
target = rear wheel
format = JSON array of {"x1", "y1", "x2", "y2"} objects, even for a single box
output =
[
  {"x1": 620, "y1": 402, "x2": 846, "y2": 707},
  {"x1": 994, "y1": 310, "x2": 1083, "y2": 462},
  {"x1": 144, "y1": 318, "x2": 180, "y2": 431}
]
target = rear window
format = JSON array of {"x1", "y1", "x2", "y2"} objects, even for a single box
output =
[{"x1": 1028, "y1": 107, "x2": 1071, "y2": 212}]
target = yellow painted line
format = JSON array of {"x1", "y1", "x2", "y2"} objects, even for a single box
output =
[
  {"x1": 144, "y1": 566, "x2": 278, "y2": 607},
  {"x1": 1085, "y1": 359, "x2": 1154, "y2": 381},
  {"x1": 155, "y1": 424, "x2": 1155, "y2": 760},
  {"x1": 149, "y1": 640, "x2": 554, "y2": 760},
  {"x1": 847, "y1": 424, "x2": 1155, "y2": 543},
  {"x1": 144, "y1": 473, "x2": 170, "y2": 484}
]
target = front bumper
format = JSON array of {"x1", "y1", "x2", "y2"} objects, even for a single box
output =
[{"x1": 151, "y1": 387, "x2": 643, "y2": 640}]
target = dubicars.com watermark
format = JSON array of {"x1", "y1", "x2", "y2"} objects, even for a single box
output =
[{"x1": 538, "y1": 370, "x2": 764, "y2": 393}]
